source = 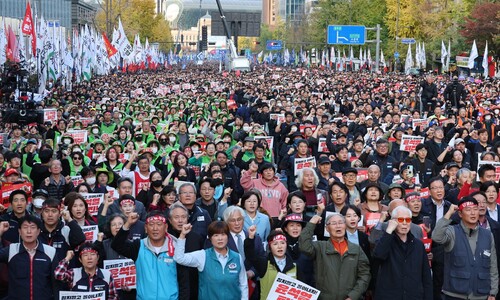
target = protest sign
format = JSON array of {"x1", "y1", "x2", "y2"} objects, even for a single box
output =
[
  {"x1": 365, "y1": 212, "x2": 381, "y2": 231},
  {"x1": 0, "y1": 133, "x2": 7, "y2": 145},
  {"x1": 67, "y1": 130, "x2": 88, "y2": 145},
  {"x1": 299, "y1": 125, "x2": 317, "y2": 134},
  {"x1": 400, "y1": 135, "x2": 425, "y2": 152},
  {"x1": 81, "y1": 193, "x2": 104, "y2": 216},
  {"x1": 71, "y1": 175, "x2": 84, "y2": 187},
  {"x1": 254, "y1": 136, "x2": 274, "y2": 150},
  {"x1": 104, "y1": 259, "x2": 137, "y2": 290},
  {"x1": 82, "y1": 225, "x2": 98, "y2": 242},
  {"x1": 43, "y1": 109, "x2": 58, "y2": 123},
  {"x1": 294, "y1": 157, "x2": 317, "y2": 175},
  {"x1": 270, "y1": 114, "x2": 285, "y2": 124},
  {"x1": 59, "y1": 291, "x2": 105, "y2": 300},
  {"x1": 412, "y1": 118, "x2": 428, "y2": 130},
  {"x1": 267, "y1": 272, "x2": 320, "y2": 300},
  {"x1": 1, "y1": 182, "x2": 32, "y2": 207}
]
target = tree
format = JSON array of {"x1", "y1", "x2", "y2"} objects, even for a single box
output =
[
  {"x1": 460, "y1": 2, "x2": 500, "y2": 51},
  {"x1": 95, "y1": 0, "x2": 173, "y2": 51}
]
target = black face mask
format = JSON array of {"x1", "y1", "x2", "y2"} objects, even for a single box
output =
[
  {"x1": 135, "y1": 136, "x2": 143, "y2": 142},
  {"x1": 159, "y1": 139, "x2": 168, "y2": 146},
  {"x1": 212, "y1": 178, "x2": 224, "y2": 186},
  {"x1": 178, "y1": 176, "x2": 188, "y2": 181},
  {"x1": 152, "y1": 180, "x2": 163, "y2": 187}
]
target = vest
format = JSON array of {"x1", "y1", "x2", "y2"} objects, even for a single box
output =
[
  {"x1": 135, "y1": 238, "x2": 178, "y2": 300},
  {"x1": 199, "y1": 248, "x2": 242, "y2": 300},
  {"x1": 71, "y1": 268, "x2": 112, "y2": 299},
  {"x1": 134, "y1": 172, "x2": 150, "y2": 197},
  {"x1": 443, "y1": 225, "x2": 492, "y2": 297}
]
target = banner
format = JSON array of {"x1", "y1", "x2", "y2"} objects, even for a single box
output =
[
  {"x1": 365, "y1": 212, "x2": 381, "y2": 231},
  {"x1": 71, "y1": 175, "x2": 84, "y2": 186},
  {"x1": 299, "y1": 125, "x2": 317, "y2": 134},
  {"x1": 0, "y1": 133, "x2": 8, "y2": 145},
  {"x1": 81, "y1": 193, "x2": 104, "y2": 216},
  {"x1": 267, "y1": 272, "x2": 320, "y2": 300},
  {"x1": 412, "y1": 119, "x2": 428, "y2": 130},
  {"x1": 82, "y1": 225, "x2": 98, "y2": 242},
  {"x1": 270, "y1": 114, "x2": 285, "y2": 123},
  {"x1": 59, "y1": 291, "x2": 105, "y2": 300},
  {"x1": 1, "y1": 182, "x2": 32, "y2": 207},
  {"x1": 294, "y1": 157, "x2": 317, "y2": 175},
  {"x1": 103, "y1": 259, "x2": 137, "y2": 290},
  {"x1": 254, "y1": 136, "x2": 274, "y2": 150},
  {"x1": 67, "y1": 130, "x2": 88, "y2": 145},
  {"x1": 400, "y1": 135, "x2": 425, "y2": 152},
  {"x1": 43, "y1": 109, "x2": 58, "y2": 123}
]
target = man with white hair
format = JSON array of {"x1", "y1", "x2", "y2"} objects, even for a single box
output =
[
  {"x1": 372, "y1": 206, "x2": 433, "y2": 299},
  {"x1": 295, "y1": 167, "x2": 329, "y2": 213}
]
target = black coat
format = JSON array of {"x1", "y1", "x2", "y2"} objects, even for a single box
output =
[{"x1": 373, "y1": 232, "x2": 433, "y2": 300}]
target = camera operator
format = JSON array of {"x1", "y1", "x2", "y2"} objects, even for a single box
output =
[
  {"x1": 420, "y1": 75, "x2": 438, "y2": 113},
  {"x1": 444, "y1": 76, "x2": 467, "y2": 112}
]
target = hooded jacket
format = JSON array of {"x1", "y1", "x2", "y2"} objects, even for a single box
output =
[{"x1": 240, "y1": 171, "x2": 289, "y2": 218}]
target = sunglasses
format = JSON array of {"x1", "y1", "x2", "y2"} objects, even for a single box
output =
[{"x1": 396, "y1": 217, "x2": 412, "y2": 224}]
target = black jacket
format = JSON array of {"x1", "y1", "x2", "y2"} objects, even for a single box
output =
[
  {"x1": 39, "y1": 220, "x2": 86, "y2": 261},
  {"x1": 373, "y1": 232, "x2": 433, "y2": 300},
  {"x1": 420, "y1": 81, "x2": 438, "y2": 102}
]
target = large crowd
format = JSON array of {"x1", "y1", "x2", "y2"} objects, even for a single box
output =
[{"x1": 0, "y1": 64, "x2": 499, "y2": 300}]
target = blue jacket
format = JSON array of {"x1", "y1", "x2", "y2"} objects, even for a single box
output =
[
  {"x1": 0, "y1": 242, "x2": 57, "y2": 300},
  {"x1": 112, "y1": 227, "x2": 186, "y2": 300}
]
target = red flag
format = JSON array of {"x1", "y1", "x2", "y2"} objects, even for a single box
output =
[
  {"x1": 21, "y1": 2, "x2": 36, "y2": 56},
  {"x1": 102, "y1": 32, "x2": 118, "y2": 58},
  {"x1": 6, "y1": 26, "x2": 19, "y2": 62}
]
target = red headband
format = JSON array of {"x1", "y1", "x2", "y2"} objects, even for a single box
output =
[
  {"x1": 146, "y1": 215, "x2": 166, "y2": 224},
  {"x1": 120, "y1": 199, "x2": 135, "y2": 207},
  {"x1": 459, "y1": 201, "x2": 477, "y2": 211},
  {"x1": 270, "y1": 234, "x2": 287, "y2": 243},
  {"x1": 405, "y1": 195, "x2": 420, "y2": 202},
  {"x1": 79, "y1": 248, "x2": 98, "y2": 257}
]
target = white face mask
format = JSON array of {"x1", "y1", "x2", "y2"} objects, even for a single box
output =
[
  {"x1": 486, "y1": 116, "x2": 492, "y2": 121},
  {"x1": 243, "y1": 126, "x2": 251, "y2": 132},
  {"x1": 86, "y1": 177, "x2": 96, "y2": 186},
  {"x1": 63, "y1": 139, "x2": 71, "y2": 145},
  {"x1": 33, "y1": 198, "x2": 45, "y2": 209},
  {"x1": 151, "y1": 147, "x2": 158, "y2": 154},
  {"x1": 92, "y1": 129, "x2": 99, "y2": 135},
  {"x1": 191, "y1": 146, "x2": 199, "y2": 152},
  {"x1": 169, "y1": 136, "x2": 176, "y2": 143},
  {"x1": 72, "y1": 148, "x2": 82, "y2": 153}
]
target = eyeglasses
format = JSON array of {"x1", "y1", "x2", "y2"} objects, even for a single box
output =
[
  {"x1": 180, "y1": 191, "x2": 195, "y2": 195},
  {"x1": 430, "y1": 186, "x2": 444, "y2": 190},
  {"x1": 396, "y1": 217, "x2": 412, "y2": 224},
  {"x1": 343, "y1": 174, "x2": 356, "y2": 179}
]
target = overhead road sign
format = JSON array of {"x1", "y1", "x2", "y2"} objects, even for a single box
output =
[{"x1": 327, "y1": 25, "x2": 366, "y2": 45}]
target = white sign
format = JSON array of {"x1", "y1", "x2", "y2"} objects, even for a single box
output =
[
  {"x1": 400, "y1": 135, "x2": 425, "y2": 152},
  {"x1": 82, "y1": 225, "x2": 98, "y2": 242},
  {"x1": 267, "y1": 272, "x2": 320, "y2": 300},
  {"x1": 294, "y1": 157, "x2": 317, "y2": 175},
  {"x1": 103, "y1": 259, "x2": 137, "y2": 290},
  {"x1": 59, "y1": 291, "x2": 105, "y2": 300}
]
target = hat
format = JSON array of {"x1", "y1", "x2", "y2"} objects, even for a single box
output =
[
  {"x1": 342, "y1": 167, "x2": 358, "y2": 175},
  {"x1": 26, "y1": 138, "x2": 37, "y2": 145},
  {"x1": 243, "y1": 136, "x2": 255, "y2": 143},
  {"x1": 361, "y1": 183, "x2": 384, "y2": 202},
  {"x1": 387, "y1": 183, "x2": 406, "y2": 197},
  {"x1": 366, "y1": 115, "x2": 373, "y2": 120},
  {"x1": 93, "y1": 139, "x2": 105, "y2": 148},
  {"x1": 318, "y1": 156, "x2": 331, "y2": 165},
  {"x1": 214, "y1": 138, "x2": 224, "y2": 145},
  {"x1": 336, "y1": 132, "x2": 347, "y2": 139},
  {"x1": 96, "y1": 167, "x2": 114, "y2": 184},
  {"x1": 446, "y1": 162, "x2": 460, "y2": 170},
  {"x1": 454, "y1": 138, "x2": 465, "y2": 145},
  {"x1": 4, "y1": 168, "x2": 19, "y2": 177},
  {"x1": 281, "y1": 214, "x2": 306, "y2": 229}
]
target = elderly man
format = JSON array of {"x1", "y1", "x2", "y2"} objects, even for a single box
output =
[
  {"x1": 295, "y1": 167, "x2": 329, "y2": 211},
  {"x1": 359, "y1": 139, "x2": 397, "y2": 180},
  {"x1": 222, "y1": 206, "x2": 266, "y2": 299},
  {"x1": 178, "y1": 183, "x2": 212, "y2": 238},
  {"x1": 359, "y1": 165, "x2": 389, "y2": 194},
  {"x1": 39, "y1": 159, "x2": 74, "y2": 200},
  {"x1": 372, "y1": 206, "x2": 433, "y2": 300},
  {"x1": 433, "y1": 197, "x2": 498, "y2": 300},
  {"x1": 300, "y1": 213, "x2": 370, "y2": 300}
]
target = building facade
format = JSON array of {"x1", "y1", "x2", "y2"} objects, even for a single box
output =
[{"x1": 1, "y1": 0, "x2": 72, "y2": 30}]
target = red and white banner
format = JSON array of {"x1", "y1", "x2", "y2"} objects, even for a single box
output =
[
  {"x1": 81, "y1": 193, "x2": 104, "y2": 216},
  {"x1": 400, "y1": 135, "x2": 425, "y2": 152},
  {"x1": 254, "y1": 136, "x2": 274, "y2": 150},
  {"x1": 67, "y1": 130, "x2": 88, "y2": 145},
  {"x1": 267, "y1": 272, "x2": 320, "y2": 300},
  {"x1": 1, "y1": 182, "x2": 32, "y2": 207},
  {"x1": 82, "y1": 225, "x2": 98, "y2": 242},
  {"x1": 104, "y1": 259, "x2": 137, "y2": 290},
  {"x1": 294, "y1": 157, "x2": 317, "y2": 175}
]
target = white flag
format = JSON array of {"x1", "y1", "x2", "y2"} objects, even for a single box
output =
[
  {"x1": 483, "y1": 41, "x2": 488, "y2": 78},
  {"x1": 446, "y1": 40, "x2": 451, "y2": 72},
  {"x1": 0, "y1": 19, "x2": 6, "y2": 66},
  {"x1": 441, "y1": 40, "x2": 448, "y2": 71},
  {"x1": 405, "y1": 44, "x2": 413, "y2": 74},
  {"x1": 468, "y1": 40, "x2": 478, "y2": 69},
  {"x1": 380, "y1": 49, "x2": 386, "y2": 68},
  {"x1": 421, "y1": 42, "x2": 426, "y2": 69},
  {"x1": 415, "y1": 43, "x2": 421, "y2": 69}
]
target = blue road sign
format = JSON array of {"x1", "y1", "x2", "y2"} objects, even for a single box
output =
[
  {"x1": 266, "y1": 40, "x2": 283, "y2": 51},
  {"x1": 394, "y1": 52, "x2": 400, "y2": 58},
  {"x1": 327, "y1": 25, "x2": 366, "y2": 45},
  {"x1": 401, "y1": 38, "x2": 416, "y2": 44}
]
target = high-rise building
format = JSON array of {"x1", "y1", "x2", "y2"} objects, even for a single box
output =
[
  {"x1": 278, "y1": 0, "x2": 305, "y2": 25},
  {"x1": 1, "y1": 0, "x2": 72, "y2": 30},
  {"x1": 262, "y1": 0, "x2": 278, "y2": 27},
  {"x1": 71, "y1": 0, "x2": 97, "y2": 30}
]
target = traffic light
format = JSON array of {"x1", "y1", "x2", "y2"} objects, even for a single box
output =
[
  {"x1": 201, "y1": 26, "x2": 208, "y2": 51},
  {"x1": 253, "y1": 41, "x2": 261, "y2": 45}
]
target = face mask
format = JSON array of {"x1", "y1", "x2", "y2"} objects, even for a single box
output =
[
  {"x1": 33, "y1": 198, "x2": 45, "y2": 209},
  {"x1": 191, "y1": 147, "x2": 199, "y2": 152},
  {"x1": 72, "y1": 148, "x2": 81, "y2": 153},
  {"x1": 135, "y1": 136, "x2": 143, "y2": 142},
  {"x1": 486, "y1": 116, "x2": 492, "y2": 121},
  {"x1": 63, "y1": 139, "x2": 71, "y2": 145},
  {"x1": 152, "y1": 180, "x2": 163, "y2": 187},
  {"x1": 243, "y1": 126, "x2": 251, "y2": 132},
  {"x1": 291, "y1": 126, "x2": 298, "y2": 132},
  {"x1": 159, "y1": 139, "x2": 168, "y2": 146},
  {"x1": 86, "y1": 177, "x2": 96, "y2": 185},
  {"x1": 169, "y1": 136, "x2": 176, "y2": 143},
  {"x1": 212, "y1": 178, "x2": 223, "y2": 186},
  {"x1": 92, "y1": 129, "x2": 99, "y2": 135},
  {"x1": 151, "y1": 147, "x2": 158, "y2": 154}
]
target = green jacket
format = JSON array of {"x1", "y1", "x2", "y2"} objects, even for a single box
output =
[{"x1": 299, "y1": 222, "x2": 371, "y2": 300}]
